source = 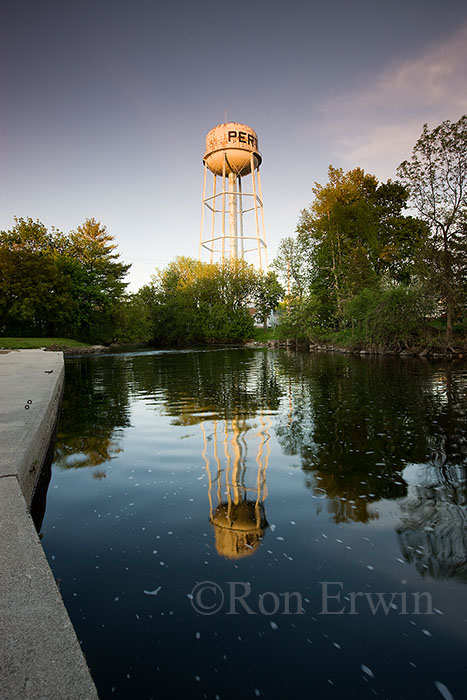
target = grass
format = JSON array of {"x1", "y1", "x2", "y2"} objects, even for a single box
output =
[
  {"x1": 0, "y1": 337, "x2": 91, "y2": 349},
  {"x1": 251, "y1": 327, "x2": 279, "y2": 343}
]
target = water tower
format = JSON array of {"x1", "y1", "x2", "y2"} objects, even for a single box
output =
[{"x1": 199, "y1": 122, "x2": 268, "y2": 271}]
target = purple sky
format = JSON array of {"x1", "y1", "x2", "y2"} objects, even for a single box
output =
[{"x1": 1, "y1": 0, "x2": 466, "y2": 290}]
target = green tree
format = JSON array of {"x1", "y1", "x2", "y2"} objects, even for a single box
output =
[
  {"x1": 254, "y1": 271, "x2": 284, "y2": 329},
  {"x1": 0, "y1": 216, "x2": 130, "y2": 341},
  {"x1": 301, "y1": 167, "x2": 379, "y2": 317},
  {"x1": 145, "y1": 257, "x2": 257, "y2": 344},
  {"x1": 0, "y1": 218, "x2": 75, "y2": 335},
  {"x1": 372, "y1": 181, "x2": 429, "y2": 283},
  {"x1": 298, "y1": 167, "x2": 426, "y2": 316},
  {"x1": 274, "y1": 166, "x2": 428, "y2": 341},
  {"x1": 1, "y1": 216, "x2": 54, "y2": 253},
  {"x1": 397, "y1": 116, "x2": 467, "y2": 342},
  {"x1": 342, "y1": 285, "x2": 428, "y2": 349},
  {"x1": 112, "y1": 293, "x2": 154, "y2": 344},
  {"x1": 66, "y1": 218, "x2": 131, "y2": 340},
  {"x1": 272, "y1": 235, "x2": 312, "y2": 299}
]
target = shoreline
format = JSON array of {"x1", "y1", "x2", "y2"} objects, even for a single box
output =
[
  {"x1": 246, "y1": 339, "x2": 466, "y2": 359},
  {"x1": 44, "y1": 339, "x2": 467, "y2": 360}
]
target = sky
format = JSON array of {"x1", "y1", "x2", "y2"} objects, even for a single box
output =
[{"x1": 1, "y1": 0, "x2": 466, "y2": 291}]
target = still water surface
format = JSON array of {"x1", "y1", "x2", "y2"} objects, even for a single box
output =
[{"x1": 40, "y1": 348, "x2": 467, "y2": 700}]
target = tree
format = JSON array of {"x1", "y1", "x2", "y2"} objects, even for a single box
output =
[
  {"x1": 146, "y1": 257, "x2": 257, "y2": 344},
  {"x1": 254, "y1": 271, "x2": 284, "y2": 329},
  {"x1": 302, "y1": 167, "x2": 379, "y2": 316},
  {"x1": 273, "y1": 166, "x2": 428, "y2": 342},
  {"x1": 342, "y1": 286, "x2": 429, "y2": 349},
  {"x1": 0, "y1": 218, "x2": 76, "y2": 335},
  {"x1": 0, "y1": 242, "x2": 74, "y2": 335},
  {"x1": 1, "y1": 216, "x2": 54, "y2": 253},
  {"x1": 67, "y1": 218, "x2": 131, "y2": 340},
  {"x1": 299, "y1": 167, "x2": 426, "y2": 313},
  {"x1": 0, "y1": 216, "x2": 130, "y2": 341},
  {"x1": 372, "y1": 181, "x2": 429, "y2": 283},
  {"x1": 397, "y1": 116, "x2": 467, "y2": 342},
  {"x1": 112, "y1": 294, "x2": 154, "y2": 344},
  {"x1": 273, "y1": 236, "x2": 312, "y2": 299}
]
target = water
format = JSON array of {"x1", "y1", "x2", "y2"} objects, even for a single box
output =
[{"x1": 39, "y1": 348, "x2": 467, "y2": 700}]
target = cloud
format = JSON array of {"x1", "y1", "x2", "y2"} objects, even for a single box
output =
[{"x1": 320, "y1": 23, "x2": 467, "y2": 180}]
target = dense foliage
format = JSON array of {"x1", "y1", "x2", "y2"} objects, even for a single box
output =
[
  {"x1": 0, "y1": 217, "x2": 131, "y2": 342},
  {"x1": 273, "y1": 116, "x2": 466, "y2": 348},
  {"x1": 0, "y1": 218, "x2": 283, "y2": 345},
  {"x1": 273, "y1": 167, "x2": 430, "y2": 346},
  {"x1": 134, "y1": 257, "x2": 283, "y2": 344},
  {"x1": 397, "y1": 115, "x2": 467, "y2": 341}
]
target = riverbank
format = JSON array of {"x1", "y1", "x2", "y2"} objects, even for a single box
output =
[
  {"x1": 47, "y1": 343, "x2": 109, "y2": 354},
  {"x1": 51, "y1": 340, "x2": 467, "y2": 359},
  {"x1": 246, "y1": 338, "x2": 466, "y2": 359},
  {"x1": 0, "y1": 350, "x2": 98, "y2": 700},
  {"x1": 0, "y1": 337, "x2": 90, "y2": 350},
  {"x1": 5, "y1": 335, "x2": 465, "y2": 359}
]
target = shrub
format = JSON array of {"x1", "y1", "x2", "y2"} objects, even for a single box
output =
[{"x1": 341, "y1": 285, "x2": 427, "y2": 348}]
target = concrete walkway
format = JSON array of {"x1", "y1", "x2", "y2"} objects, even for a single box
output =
[{"x1": 0, "y1": 350, "x2": 98, "y2": 699}]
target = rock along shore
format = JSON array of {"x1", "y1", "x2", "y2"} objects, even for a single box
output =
[{"x1": 245, "y1": 339, "x2": 465, "y2": 359}]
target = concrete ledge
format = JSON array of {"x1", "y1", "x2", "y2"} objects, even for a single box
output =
[
  {"x1": 0, "y1": 477, "x2": 99, "y2": 699},
  {"x1": 0, "y1": 350, "x2": 65, "y2": 505},
  {"x1": 0, "y1": 350, "x2": 99, "y2": 700}
]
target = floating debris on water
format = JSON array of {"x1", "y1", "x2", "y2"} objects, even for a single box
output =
[
  {"x1": 143, "y1": 586, "x2": 162, "y2": 596},
  {"x1": 361, "y1": 665, "x2": 374, "y2": 678},
  {"x1": 434, "y1": 681, "x2": 454, "y2": 700}
]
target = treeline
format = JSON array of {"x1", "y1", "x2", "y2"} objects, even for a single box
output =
[
  {"x1": 273, "y1": 116, "x2": 467, "y2": 348},
  {"x1": 1, "y1": 116, "x2": 465, "y2": 349},
  {"x1": 0, "y1": 218, "x2": 130, "y2": 342},
  {"x1": 0, "y1": 217, "x2": 283, "y2": 344},
  {"x1": 137, "y1": 258, "x2": 283, "y2": 344}
]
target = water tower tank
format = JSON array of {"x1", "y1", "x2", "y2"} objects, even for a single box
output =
[{"x1": 204, "y1": 122, "x2": 262, "y2": 176}]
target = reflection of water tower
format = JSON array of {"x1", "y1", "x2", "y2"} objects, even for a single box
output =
[
  {"x1": 201, "y1": 416, "x2": 271, "y2": 559},
  {"x1": 199, "y1": 122, "x2": 267, "y2": 271}
]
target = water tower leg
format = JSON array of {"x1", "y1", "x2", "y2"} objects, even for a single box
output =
[
  {"x1": 250, "y1": 153, "x2": 262, "y2": 273},
  {"x1": 210, "y1": 175, "x2": 217, "y2": 264},
  {"x1": 228, "y1": 172, "x2": 238, "y2": 260},
  {"x1": 199, "y1": 163, "x2": 207, "y2": 260},
  {"x1": 221, "y1": 155, "x2": 226, "y2": 264},
  {"x1": 256, "y1": 168, "x2": 268, "y2": 271},
  {"x1": 238, "y1": 176, "x2": 244, "y2": 259}
]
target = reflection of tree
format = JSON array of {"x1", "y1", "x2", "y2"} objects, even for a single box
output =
[
  {"x1": 396, "y1": 364, "x2": 467, "y2": 580},
  {"x1": 396, "y1": 464, "x2": 467, "y2": 581},
  {"x1": 274, "y1": 353, "x2": 467, "y2": 526},
  {"x1": 202, "y1": 416, "x2": 270, "y2": 559},
  {"x1": 54, "y1": 349, "x2": 281, "y2": 474},
  {"x1": 422, "y1": 366, "x2": 467, "y2": 469},
  {"x1": 53, "y1": 356, "x2": 130, "y2": 470},
  {"x1": 131, "y1": 348, "x2": 282, "y2": 423},
  {"x1": 54, "y1": 435, "x2": 123, "y2": 469},
  {"x1": 305, "y1": 472, "x2": 379, "y2": 524}
]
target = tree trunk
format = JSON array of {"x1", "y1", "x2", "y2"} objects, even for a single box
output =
[
  {"x1": 443, "y1": 231, "x2": 453, "y2": 344},
  {"x1": 446, "y1": 302, "x2": 453, "y2": 344}
]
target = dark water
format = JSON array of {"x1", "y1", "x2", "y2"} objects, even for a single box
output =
[{"x1": 40, "y1": 348, "x2": 467, "y2": 700}]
